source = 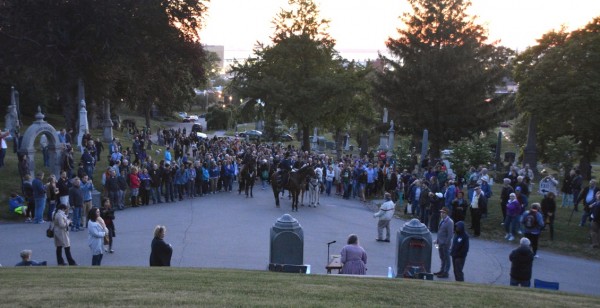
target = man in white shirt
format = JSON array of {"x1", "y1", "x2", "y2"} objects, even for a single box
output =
[{"x1": 374, "y1": 192, "x2": 395, "y2": 242}]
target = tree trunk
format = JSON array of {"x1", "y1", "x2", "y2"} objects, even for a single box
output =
[
  {"x1": 144, "y1": 104, "x2": 151, "y2": 130},
  {"x1": 334, "y1": 128, "x2": 343, "y2": 160},
  {"x1": 302, "y1": 125, "x2": 310, "y2": 152},
  {"x1": 579, "y1": 153, "x2": 592, "y2": 181}
]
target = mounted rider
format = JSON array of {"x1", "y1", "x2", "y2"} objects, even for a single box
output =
[{"x1": 278, "y1": 152, "x2": 293, "y2": 185}]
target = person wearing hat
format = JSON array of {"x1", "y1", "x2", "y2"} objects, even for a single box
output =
[
  {"x1": 480, "y1": 176, "x2": 492, "y2": 218},
  {"x1": 538, "y1": 169, "x2": 559, "y2": 197},
  {"x1": 469, "y1": 185, "x2": 487, "y2": 237},
  {"x1": 434, "y1": 206, "x2": 454, "y2": 278},
  {"x1": 428, "y1": 192, "x2": 444, "y2": 232},
  {"x1": 373, "y1": 192, "x2": 395, "y2": 242}
]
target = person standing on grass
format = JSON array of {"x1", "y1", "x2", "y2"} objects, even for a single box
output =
[
  {"x1": 450, "y1": 221, "x2": 469, "y2": 282},
  {"x1": 520, "y1": 203, "x2": 545, "y2": 257},
  {"x1": 340, "y1": 234, "x2": 367, "y2": 275},
  {"x1": 500, "y1": 178, "x2": 514, "y2": 223},
  {"x1": 434, "y1": 207, "x2": 454, "y2": 279},
  {"x1": 87, "y1": 207, "x2": 108, "y2": 266},
  {"x1": 373, "y1": 193, "x2": 394, "y2": 242},
  {"x1": 504, "y1": 193, "x2": 521, "y2": 241},
  {"x1": 589, "y1": 191, "x2": 600, "y2": 249},
  {"x1": 509, "y1": 237, "x2": 535, "y2": 287},
  {"x1": 150, "y1": 225, "x2": 173, "y2": 266},
  {"x1": 469, "y1": 185, "x2": 486, "y2": 237},
  {"x1": 541, "y1": 192, "x2": 557, "y2": 241}
]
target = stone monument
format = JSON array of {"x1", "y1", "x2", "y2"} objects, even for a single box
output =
[
  {"x1": 5, "y1": 86, "x2": 20, "y2": 134},
  {"x1": 76, "y1": 79, "x2": 88, "y2": 151},
  {"x1": 102, "y1": 100, "x2": 114, "y2": 143}
]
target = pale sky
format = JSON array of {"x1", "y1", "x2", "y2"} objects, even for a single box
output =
[{"x1": 198, "y1": 0, "x2": 600, "y2": 60}]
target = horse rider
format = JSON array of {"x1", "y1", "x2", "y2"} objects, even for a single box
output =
[{"x1": 278, "y1": 152, "x2": 293, "y2": 185}]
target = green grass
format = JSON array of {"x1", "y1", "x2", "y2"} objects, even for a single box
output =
[{"x1": 0, "y1": 267, "x2": 597, "y2": 307}]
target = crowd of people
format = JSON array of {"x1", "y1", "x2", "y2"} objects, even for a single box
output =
[{"x1": 6, "y1": 124, "x2": 599, "y2": 284}]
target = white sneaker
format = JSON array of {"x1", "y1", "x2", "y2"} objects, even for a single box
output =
[
  {"x1": 508, "y1": 235, "x2": 515, "y2": 241},
  {"x1": 504, "y1": 234, "x2": 510, "y2": 240},
  {"x1": 534, "y1": 254, "x2": 539, "y2": 258}
]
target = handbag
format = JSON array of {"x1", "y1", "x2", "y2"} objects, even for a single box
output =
[
  {"x1": 103, "y1": 234, "x2": 110, "y2": 245},
  {"x1": 46, "y1": 224, "x2": 54, "y2": 238}
]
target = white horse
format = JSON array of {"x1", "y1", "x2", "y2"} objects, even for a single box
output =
[{"x1": 308, "y1": 167, "x2": 322, "y2": 207}]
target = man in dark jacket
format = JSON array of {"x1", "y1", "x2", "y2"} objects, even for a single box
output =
[
  {"x1": 68, "y1": 177, "x2": 84, "y2": 231},
  {"x1": 509, "y1": 237, "x2": 535, "y2": 287},
  {"x1": 450, "y1": 221, "x2": 469, "y2": 282}
]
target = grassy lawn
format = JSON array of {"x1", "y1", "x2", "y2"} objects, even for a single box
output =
[{"x1": 0, "y1": 267, "x2": 598, "y2": 307}]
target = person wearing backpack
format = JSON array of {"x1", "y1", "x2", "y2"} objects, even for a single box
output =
[{"x1": 520, "y1": 203, "x2": 545, "y2": 257}]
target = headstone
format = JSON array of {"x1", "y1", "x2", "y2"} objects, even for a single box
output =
[
  {"x1": 344, "y1": 133, "x2": 350, "y2": 151},
  {"x1": 102, "y1": 100, "x2": 113, "y2": 143},
  {"x1": 383, "y1": 107, "x2": 388, "y2": 123},
  {"x1": 76, "y1": 99, "x2": 88, "y2": 152},
  {"x1": 5, "y1": 87, "x2": 20, "y2": 134},
  {"x1": 388, "y1": 120, "x2": 395, "y2": 152},
  {"x1": 495, "y1": 131, "x2": 502, "y2": 170}
]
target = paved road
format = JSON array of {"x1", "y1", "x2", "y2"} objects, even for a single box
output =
[{"x1": 1, "y1": 186, "x2": 599, "y2": 297}]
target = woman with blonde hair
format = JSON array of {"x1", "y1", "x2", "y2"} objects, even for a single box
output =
[{"x1": 150, "y1": 225, "x2": 172, "y2": 266}]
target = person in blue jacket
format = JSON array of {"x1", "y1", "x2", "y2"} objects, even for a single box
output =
[
  {"x1": 520, "y1": 203, "x2": 545, "y2": 257},
  {"x1": 450, "y1": 221, "x2": 470, "y2": 282}
]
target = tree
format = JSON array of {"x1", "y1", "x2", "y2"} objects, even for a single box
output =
[
  {"x1": 0, "y1": 0, "x2": 208, "y2": 130},
  {"x1": 229, "y1": 0, "x2": 342, "y2": 150},
  {"x1": 514, "y1": 18, "x2": 600, "y2": 179},
  {"x1": 374, "y1": 0, "x2": 510, "y2": 158}
]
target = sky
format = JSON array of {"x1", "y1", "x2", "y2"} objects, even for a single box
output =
[{"x1": 198, "y1": 0, "x2": 600, "y2": 61}]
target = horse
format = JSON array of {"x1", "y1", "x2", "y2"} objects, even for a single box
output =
[
  {"x1": 271, "y1": 164, "x2": 315, "y2": 212},
  {"x1": 307, "y1": 167, "x2": 322, "y2": 207},
  {"x1": 239, "y1": 164, "x2": 256, "y2": 198}
]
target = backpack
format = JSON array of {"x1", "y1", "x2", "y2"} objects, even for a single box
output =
[{"x1": 524, "y1": 211, "x2": 538, "y2": 228}]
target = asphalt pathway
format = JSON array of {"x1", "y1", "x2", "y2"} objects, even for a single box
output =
[{"x1": 1, "y1": 186, "x2": 599, "y2": 297}]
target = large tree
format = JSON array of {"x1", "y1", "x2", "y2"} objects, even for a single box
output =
[
  {"x1": 374, "y1": 0, "x2": 509, "y2": 158},
  {"x1": 514, "y1": 18, "x2": 600, "y2": 179},
  {"x1": 229, "y1": 0, "x2": 342, "y2": 150},
  {"x1": 0, "y1": 0, "x2": 207, "y2": 129}
]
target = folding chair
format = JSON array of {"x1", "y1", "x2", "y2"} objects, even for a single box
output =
[{"x1": 534, "y1": 279, "x2": 559, "y2": 290}]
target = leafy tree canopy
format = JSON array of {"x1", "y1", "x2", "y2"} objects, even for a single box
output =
[
  {"x1": 374, "y1": 0, "x2": 511, "y2": 158},
  {"x1": 513, "y1": 17, "x2": 600, "y2": 178}
]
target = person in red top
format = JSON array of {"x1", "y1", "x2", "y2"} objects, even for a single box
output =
[{"x1": 128, "y1": 167, "x2": 141, "y2": 207}]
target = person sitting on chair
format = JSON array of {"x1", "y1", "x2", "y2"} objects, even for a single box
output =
[{"x1": 15, "y1": 249, "x2": 47, "y2": 266}]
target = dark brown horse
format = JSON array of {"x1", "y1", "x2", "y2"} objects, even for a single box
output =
[
  {"x1": 239, "y1": 163, "x2": 256, "y2": 198},
  {"x1": 271, "y1": 165, "x2": 315, "y2": 212}
]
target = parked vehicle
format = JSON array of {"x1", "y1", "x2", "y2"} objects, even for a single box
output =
[{"x1": 239, "y1": 130, "x2": 263, "y2": 140}]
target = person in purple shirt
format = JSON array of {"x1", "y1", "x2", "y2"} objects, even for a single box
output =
[{"x1": 340, "y1": 234, "x2": 367, "y2": 275}]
